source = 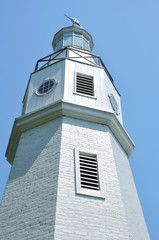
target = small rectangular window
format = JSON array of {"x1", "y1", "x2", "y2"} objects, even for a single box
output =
[
  {"x1": 76, "y1": 73, "x2": 94, "y2": 97},
  {"x1": 75, "y1": 148, "x2": 104, "y2": 198}
]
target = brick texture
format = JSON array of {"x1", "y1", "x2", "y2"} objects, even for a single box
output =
[
  {"x1": 0, "y1": 116, "x2": 149, "y2": 239},
  {"x1": 0, "y1": 118, "x2": 62, "y2": 239}
]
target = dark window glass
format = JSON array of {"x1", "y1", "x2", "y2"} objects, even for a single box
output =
[{"x1": 37, "y1": 80, "x2": 55, "y2": 95}]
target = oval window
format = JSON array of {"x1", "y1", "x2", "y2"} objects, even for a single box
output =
[
  {"x1": 109, "y1": 94, "x2": 120, "y2": 115},
  {"x1": 37, "y1": 79, "x2": 55, "y2": 96}
]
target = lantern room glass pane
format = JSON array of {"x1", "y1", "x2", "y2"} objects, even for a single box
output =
[
  {"x1": 56, "y1": 38, "x2": 63, "y2": 51},
  {"x1": 55, "y1": 31, "x2": 90, "y2": 51},
  {"x1": 83, "y1": 38, "x2": 89, "y2": 50},
  {"x1": 64, "y1": 32, "x2": 73, "y2": 37},
  {"x1": 63, "y1": 36, "x2": 72, "y2": 47},
  {"x1": 74, "y1": 36, "x2": 82, "y2": 48}
]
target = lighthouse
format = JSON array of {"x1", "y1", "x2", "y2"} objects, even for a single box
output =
[{"x1": 0, "y1": 20, "x2": 150, "y2": 239}]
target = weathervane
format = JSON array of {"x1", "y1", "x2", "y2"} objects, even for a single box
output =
[{"x1": 64, "y1": 14, "x2": 81, "y2": 27}]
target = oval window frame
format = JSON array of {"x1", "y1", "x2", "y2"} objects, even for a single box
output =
[
  {"x1": 108, "y1": 93, "x2": 120, "y2": 115},
  {"x1": 36, "y1": 78, "x2": 57, "y2": 96}
]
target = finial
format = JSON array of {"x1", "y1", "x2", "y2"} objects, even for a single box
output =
[{"x1": 64, "y1": 14, "x2": 81, "y2": 27}]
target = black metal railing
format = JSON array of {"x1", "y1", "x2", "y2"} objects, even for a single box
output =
[{"x1": 34, "y1": 47, "x2": 114, "y2": 84}]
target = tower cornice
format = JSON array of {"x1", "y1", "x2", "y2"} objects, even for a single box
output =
[{"x1": 6, "y1": 100, "x2": 134, "y2": 165}]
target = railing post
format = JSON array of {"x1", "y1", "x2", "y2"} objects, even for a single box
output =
[
  {"x1": 98, "y1": 57, "x2": 100, "y2": 66},
  {"x1": 34, "y1": 61, "x2": 39, "y2": 71},
  {"x1": 66, "y1": 47, "x2": 68, "y2": 58}
]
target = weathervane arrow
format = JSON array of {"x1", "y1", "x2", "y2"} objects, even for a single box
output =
[{"x1": 64, "y1": 14, "x2": 81, "y2": 27}]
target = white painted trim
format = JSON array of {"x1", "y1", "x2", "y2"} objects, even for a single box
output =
[
  {"x1": 73, "y1": 92, "x2": 97, "y2": 99},
  {"x1": 6, "y1": 100, "x2": 134, "y2": 165}
]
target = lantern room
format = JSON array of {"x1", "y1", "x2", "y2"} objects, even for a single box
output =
[{"x1": 52, "y1": 26, "x2": 94, "y2": 52}]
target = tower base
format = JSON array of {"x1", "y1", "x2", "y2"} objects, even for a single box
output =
[{"x1": 0, "y1": 116, "x2": 149, "y2": 239}]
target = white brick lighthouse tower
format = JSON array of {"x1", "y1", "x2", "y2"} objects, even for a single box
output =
[{"x1": 0, "y1": 20, "x2": 149, "y2": 239}]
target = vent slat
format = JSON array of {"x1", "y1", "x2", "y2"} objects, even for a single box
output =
[
  {"x1": 76, "y1": 79, "x2": 93, "y2": 84},
  {"x1": 80, "y1": 161, "x2": 97, "y2": 167},
  {"x1": 77, "y1": 82, "x2": 93, "y2": 88},
  {"x1": 80, "y1": 167, "x2": 97, "y2": 171},
  {"x1": 76, "y1": 85, "x2": 94, "y2": 90},
  {"x1": 76, "y1": 84, "x2": 94, "y2": 89},
  {"x1": 81, "y1": 181, "x2": 99, "y2": 187},
  {"x1": 80, "y1": 166, "x2": 98, "y2": 172},
  {"x1": 79, "y1": 152, "x2": 99, "y2": 191},
  {"x1": 77, "y1": 76, "x2": 93, "y2": 81},
  {"x1": 81, "y1": 182, "x2": 99, "y2": 188},
  {"x1": 76, "y1": 90, "x2": 94, "y2": 96},
  {"x1": 77, "y1": 75, "x2": 93, "y2": 80},
  {"x1": 81, "y1": 177, "x2": 99, "y2": 183},
  {"x1": 77, "y1": 81, "x2": 93, "y2": 86},
  {"x1": 80, "y1": 163, "x2": 97, "y2": 169},
  {"x1": 80, "y1": 173, "x2": 98, "y2": 179},
  {"x1": 79, "y1": 158, "x2": 97, "y2": 164},
  {"x1": 81, "y1": 185, "x2": 99, "y2": 190},
  {"x1": 81, "y1": 183, "x2": 99, "y2": 189},
  {"x1": 76, "y1": 87, "x2": 94, "y2": 92},
  {"x1": 77, "y1": 84, "x2": 94, "y2": 90},
  {"x1": 80, "y1": 170, "x2": 98, "y2": 176},
  {"x1": 79, "y1": 155, "x2": 96, "y2": 161},
  {"x1": 76, "y1": 73, "x2": 94, "y2": 96}
]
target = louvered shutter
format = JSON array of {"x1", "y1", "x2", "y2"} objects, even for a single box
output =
[
  {"x1": 76, "y1": 73, "x2": 94, "y2": 96},
  {"x1": 79, "y1": 152, "x2": 100, "y2": 191}
]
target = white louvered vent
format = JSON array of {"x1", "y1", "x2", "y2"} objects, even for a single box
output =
[
  {"x1": 76, "y1": 73, "x2": 94, "y2": 96},
  {"x1": 79, "y1": 152, "x2": 100, "y2": 191}
]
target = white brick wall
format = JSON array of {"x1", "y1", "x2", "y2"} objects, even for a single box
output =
[
  {"x1": 0, "y1": 118, "x2": 62, "y2": 240},
  {"x1": 110, "y1": 132, "x2": 150, "y2": 239},
  {"x1": 0, "y1": 116, "x2": 149, "y2": 239},
  {"x1": 55, "y1": 117, "x2": 130, "y2": 239}
]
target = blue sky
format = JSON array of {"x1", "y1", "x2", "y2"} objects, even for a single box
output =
[{"x1": 1, "y1": 0, "x2": 159, "y2": 239}]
